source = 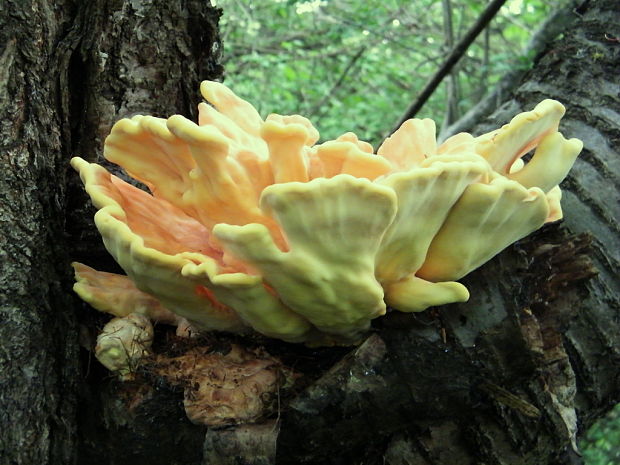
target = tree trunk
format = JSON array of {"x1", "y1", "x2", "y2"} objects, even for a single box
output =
[
  {"x1": 1, "y1": 1, "x2": 618, "y2": 465},
  {"x1": 0, "y1": 1, "x2": 222, "y2": 464}
]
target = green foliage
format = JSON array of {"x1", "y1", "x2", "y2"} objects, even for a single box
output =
[
  {"x1": 215, "y1": 0, "x2": 559, "y2": 146},
  {"x1": 581, "y1": 403, "x2": 620, "y2": 465}
]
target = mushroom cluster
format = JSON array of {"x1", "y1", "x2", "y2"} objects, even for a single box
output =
[{"x1": 72, "y1": 81, "x2": 582, "y2": 346}]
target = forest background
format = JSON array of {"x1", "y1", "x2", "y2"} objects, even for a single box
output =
[{"x1": 213, "y1": 0, "x2": 619, "y2": 463}]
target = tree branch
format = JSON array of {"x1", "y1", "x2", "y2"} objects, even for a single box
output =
[
  {"x1": 385, "y1": 0, "x2": 509, "y2": 140},
  {"x1": 439, "y1": 0, "x2": 583, "y2": 140}
]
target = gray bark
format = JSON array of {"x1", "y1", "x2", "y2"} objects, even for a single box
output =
[{"x1": 0, "y1": 1, "x2": 222, "y2": 464}]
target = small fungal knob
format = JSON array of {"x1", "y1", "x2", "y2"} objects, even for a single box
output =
[{"x1": 95, "y1": 313, "x2": 154, "y2": 380}]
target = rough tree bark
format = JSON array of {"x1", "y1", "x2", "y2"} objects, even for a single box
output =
[
  {"x1": 0, "y1": 1, "x2": 618, "y2": 465},
  {"x1": 0, "y1": 1, "x2": 222, "y2": 464}
]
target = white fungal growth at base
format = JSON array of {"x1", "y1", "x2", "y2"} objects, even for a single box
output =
[{"x1": 95, "y1": 313, "x2": 154, "y2": 379}]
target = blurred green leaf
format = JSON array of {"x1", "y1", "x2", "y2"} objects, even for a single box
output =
[
  {"x1": 581, "y1": 403, "x2": 620, "y2": 465},
  {"x1": 217, "y1": 0, "x2": 568, "y2": 146}
]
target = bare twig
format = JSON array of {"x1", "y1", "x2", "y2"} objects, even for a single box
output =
[
  {"x1": 439, "y1": 0, "x2": 583, "y2": 140},
  {"x1": 385, "y1": 0, "x2": 509, "y2": 139},
  {"x1": 442, "y1": 0, "x2": 460, "y2": 131},
  {"x1": 308, "y1": 46, "x2": 367, "y2": 119}
]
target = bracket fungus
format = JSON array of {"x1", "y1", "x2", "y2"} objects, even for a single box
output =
[{"x1": 71, "y1": 81, "x2": 582, "y2": 346}]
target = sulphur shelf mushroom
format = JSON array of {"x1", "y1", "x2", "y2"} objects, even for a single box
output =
[{"x1": 71, "y1": 81, "x2": 582, "y2": 346}]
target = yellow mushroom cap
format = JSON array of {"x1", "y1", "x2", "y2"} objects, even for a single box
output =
[{"x1": 71, "y1": 83, "x2": 582, "y2": 345}]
